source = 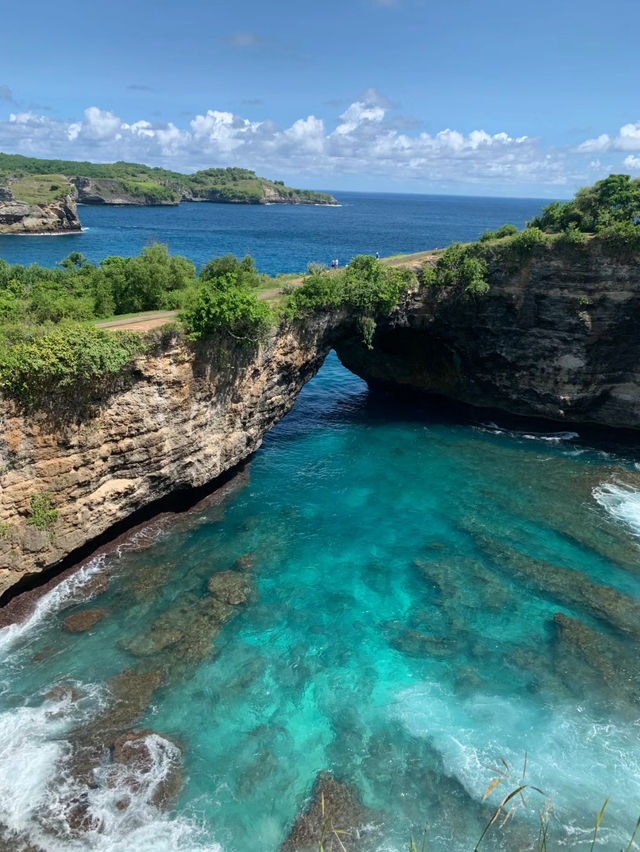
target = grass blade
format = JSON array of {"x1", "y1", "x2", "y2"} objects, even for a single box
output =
[
  {"x1": 624, "y1": 814, "x2": 640, "y2": 852},
  {"x1": 590, "y1": 797, "x2": 609, "y2": 852}
]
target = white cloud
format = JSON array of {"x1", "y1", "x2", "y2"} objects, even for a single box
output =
[
  {"x1": 579, "y1": 121, "x2": 640, "y2": 154},
  {"x1": 623, "y1": 154, "x2": 640, "y2": 170},
  {"x1": 0, "y1": 92, "x2": 574, "y2": 187}
]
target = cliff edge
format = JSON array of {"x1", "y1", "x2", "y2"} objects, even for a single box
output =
[{"x1": 336, "y1": 240, "x2": 640, "y2": 429}]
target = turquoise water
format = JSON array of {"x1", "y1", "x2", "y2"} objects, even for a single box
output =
[
  {"x1": 0, "y1": 192, "x2": 546, "y2": 273},
  {"x1": 2, "y1": 353, "x2": 640, "y2": 851}
]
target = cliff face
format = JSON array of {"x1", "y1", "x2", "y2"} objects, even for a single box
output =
[
  {"x1": 0, "y1": 192, "x2": 81, "y2": 234},
  {"x1": 72, "y1": 177, "x2": 179, "y2": 206},
  {"x1": 336, "y1": 244, "x2": 640, "y2": 429},
  {"x1": 0, "y1": 317, "x2": 340, "y2": 598}
]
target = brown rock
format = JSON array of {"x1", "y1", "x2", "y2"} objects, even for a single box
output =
[
  {"x1": 63, "y1": 608, "x2": 108, "y2": 633},
  {"x1": 207, "y1": 570, "x2": 251, "y2": 605},
  {"x1": 110, "y1": 729, "x2": 183, "y2": 809},
  {"x1": 281, "y1": 771, "x2": 379, "y2": 851}
]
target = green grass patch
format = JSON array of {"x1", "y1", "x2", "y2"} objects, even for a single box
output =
[{"x1": 10, "y1": 174, "x2": 72, "y2": 205}]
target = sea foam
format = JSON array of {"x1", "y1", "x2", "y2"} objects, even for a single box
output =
[{"x1": 593, "y1": 481, "x2": 640, "y2": 539}]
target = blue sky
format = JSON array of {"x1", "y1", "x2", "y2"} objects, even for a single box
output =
[{"x1": 1, "y1": 0, "x2": 639, "y2": 196}]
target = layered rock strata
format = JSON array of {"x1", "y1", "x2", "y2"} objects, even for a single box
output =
[
  {"x1": 336, "y1": 243, "x2": 640, "y2": 429},
  {"x1": 0, "y1": 191, "x2": 81, "y2": 234},
  {"x1": 0, "y1": 317, "x2": 340, "y2": 598}
]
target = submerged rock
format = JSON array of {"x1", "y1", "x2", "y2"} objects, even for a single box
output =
[
  {"x1": 389, "y1": 629, "x2": 454, "y2": 659},
  {"x1": 552, "y1": 612, "x2": 640, "y2": 715},
  {"x1": 281, "y1": 771, "x2": 379, "y2": 851},
  {"x1": 207, "y1": 570, "x2": 251, "y2": 605},
  {"x1": 464, "y1": 524, "x2": 640, "y2": 640},
  {"x1": 63, "y1": 608, "x2": 108, "y2": 633},
  {"x1": 109, "y1": 729, "x2": 183, "y2": 810},
  {"x1": 122, "y1": 569, "x2": 254, "y2": 673}
]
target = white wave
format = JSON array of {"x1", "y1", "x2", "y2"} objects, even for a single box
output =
[
  {"x1": 0, "y1": 689, "x2": 222, "y2": 851},
  {"x1": 593, "y1": 482, "x2": 640, "y2": 539},
  {"x1": 477, "y1": 423, "x2": 579, "y2": 443},
  {"x1": 0, "y1": 555, "x2": 107, "y2": 656},
  {"x1": 392, "y1": 681, "x2": 640, "y2": 847},
  {"x1": 3, "y1": 231, "x2": 80, "y2": 237}
]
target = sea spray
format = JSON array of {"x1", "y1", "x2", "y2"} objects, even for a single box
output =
[{"x1": 593, "y1": 482, "x2": 640, "y2": 539}]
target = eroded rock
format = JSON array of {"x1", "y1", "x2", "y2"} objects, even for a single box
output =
[
  {"x1": 281, "y1": 771, "x2": 378, "y2": 851},
  {"x1": 63, "y1": 608, "x2": 108, "y2": 633},
  {"x1": 207, "y1": 570, "x2": 251, "y2": 605},
  {"x1": 109, "y1": 729, "x2": 183, "y2": 810}
]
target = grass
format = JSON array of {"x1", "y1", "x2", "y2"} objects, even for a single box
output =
[{"x1": 10, "y1": 174, "x2": 72, "y2": 205}]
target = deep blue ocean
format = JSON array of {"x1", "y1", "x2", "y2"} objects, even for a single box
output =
[
  {"x1": 0, "y1": 191, "x2": 546, "y2": 273},
  {"x1": 1, "y1": 194, "x2": 640, "y2": 852}
]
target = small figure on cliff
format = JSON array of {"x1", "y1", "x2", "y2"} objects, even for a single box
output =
[{"x1": 375, "y1": 251, "x2": 380, "y2": 259}]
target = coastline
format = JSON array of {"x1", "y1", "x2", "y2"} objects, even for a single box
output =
[{"x1": 0, "y1": 460, "x2": 252, "y2": 627}]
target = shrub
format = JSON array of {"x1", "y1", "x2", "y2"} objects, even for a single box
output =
[
  {"x1": 286, "y1": 271, "x2": 345, "y2": 318},
  {"x1": 0, "y1": 323, "x2": 147, "y2": 403},
  {"x1": 199, "y1": 255, "x2": 259, "y2": 290},
  {"x1": 594, "y1": 221, "x2": 640, "y2": 256},
  {"x1": 180, "y1": 283, "x2": 272, "y2": 344},
  {"x1": 27, "y1": 492, "x2": 58, "y2": 530},
  {"x1": 527, "y1": 174, "x2": 640, "y2": 233},
  {"x1": 425, "y1": 243, "x2": 489, "y2": 293},
  {"x1": 479, "y1": 223, "x2": 519, "y2": 242},
  {"x1": 286, "y1": 257, "x2": 414, "y2": 320}
]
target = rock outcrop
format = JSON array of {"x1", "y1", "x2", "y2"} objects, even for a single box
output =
[
  {"x1": 72, "y1": 177, "x2": 179, "y2": 206},
  {"x1": 0, "y1": 316, "x2": 341, "y2": 598},
  {"x1": 0, "y1": 191, "x2": 81, "y2": 234},
  {"x1": 336, "y1": 242, "x2": 640, "y2": 429}
]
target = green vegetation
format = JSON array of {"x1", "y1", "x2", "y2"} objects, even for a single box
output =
[
  {"x1": 27, "y1": 492, "x2": 58, "y2": 530},
  {"x1": 286, "y1": 254, "x2": 415, "y2": 347},
  {"x1": 527, "y1": 174, "x2": 640, "y2": 233},
  {"x1": 420, "y1": 175, "x2": 640, "y2": 295},
  {"x1": 0, "y1": 247, "x2": 288, "y2": 403},
  {"x1": 9, "y1": 174, "x2": 73, "y2": 205},
  {"x1": 0, "y1": 153, "x2": 336, "y2": 206},
  {"x1": 423, "y1": 242, "x2": 490, "y2": 294},
  {"x1": 478, "y1": 223, "x2": 518, "y2": 242},
  {"x1": 180, "y1": 255, "x2": 272, "y2": 343}
]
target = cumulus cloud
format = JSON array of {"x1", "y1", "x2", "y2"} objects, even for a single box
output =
[
  {"x1": 623, "y1": 154, "x2": 640, "y2": 170},
  {"x1": 579, "y1": 121, "x2": 640, "y2": 154},
  {"x1": 0, "y1": 92, "x2": 574, "y2": 187}
]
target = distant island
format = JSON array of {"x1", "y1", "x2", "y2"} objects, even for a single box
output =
[{"x1": 0, "y1": 153, "x2": 338, "y2": 234}]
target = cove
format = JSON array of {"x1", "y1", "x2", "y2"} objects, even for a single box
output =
[{"x1": 2, "y1": 352, "x2": 640, "y2": 851}]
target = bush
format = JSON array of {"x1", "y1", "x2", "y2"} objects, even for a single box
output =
[
  {"x1": 0, "y1": 323, "x2": 146, "y2": 403},
  {"x1": 594, "y1": 221, "x2": 640, "y2": 256},
  {"x1": 425, "y1": 243, "x2": 489, "y2": 293},
  {"x1": 478, "y1": 223, "x2": 519, "y2": 242},
  {"x1": 180, "y1": 283, "x2": 272, "y2": 344},
  {"x1": 101, "y1": 244, "x2": 195, "y2": 314},
  {"x1": 286, "y1": 271, "x2": 345, "y2": 317},
  {"x1": 27, "y1": 492, "x2": 58, "y2": 530},
  {"x1": 527, "y1": 174, "x2": 640, "y2": 233},
  {"x1": 286, "y1": 256, "x2": 414, "y2": 320},
  {"x1": 199, "y1": 255, "x2": 259, "y2": 291}
]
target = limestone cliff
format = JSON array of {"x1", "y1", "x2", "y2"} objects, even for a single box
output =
[
  {"x1": 0, "y1": 190, "x2": 81, "y2": 234},
  {"x1": 336, "y1": 241, "x2": 640, "y2": 429},
  {"x1": 72, "y1": 177, "x2": 179, "y2": 206},
  {"x1": 0, "y1": 317, "x2": 340, "y2": 598}
]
